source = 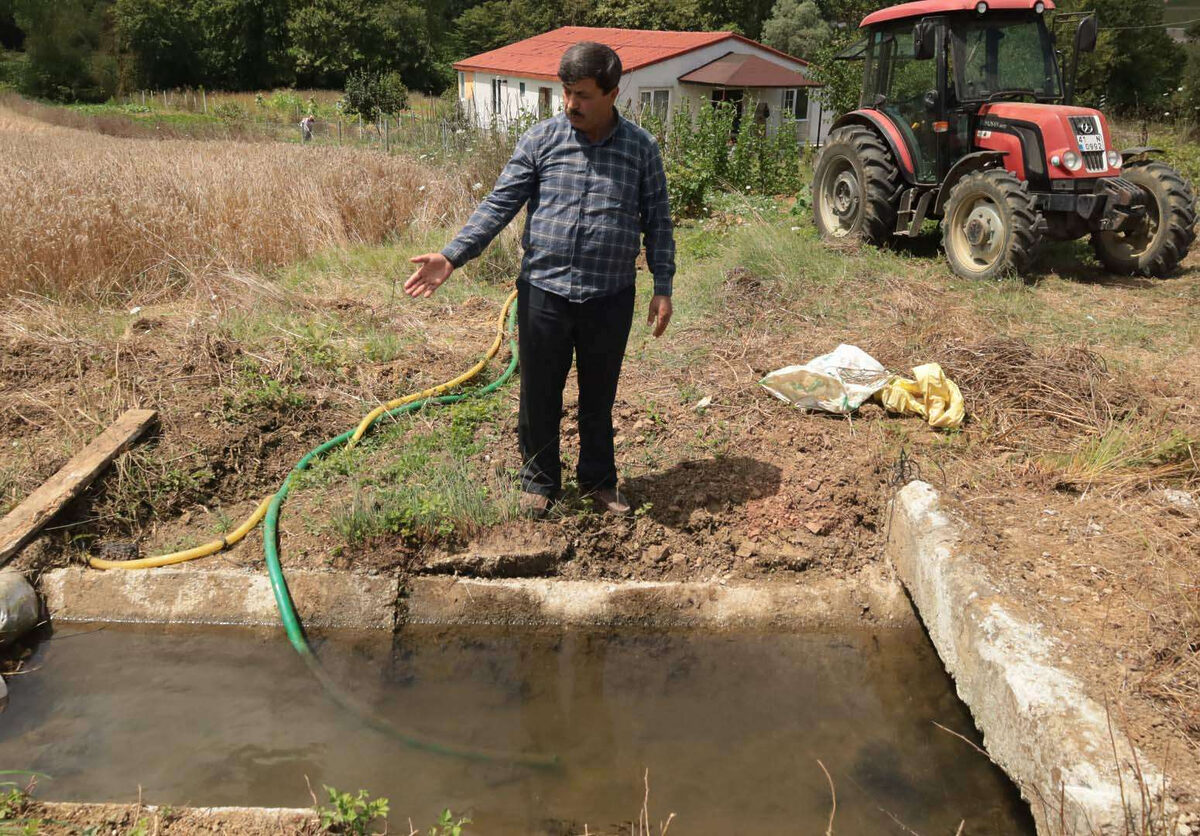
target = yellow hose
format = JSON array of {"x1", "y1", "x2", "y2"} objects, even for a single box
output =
[
  {"x1": 347, "y1": 288, "x2": 518, "y2": 446},
  {"x1": 88, "y1": 496, "x2": 273, "y2": 570},
  {"x1": 90, "y1": 288, "x2": 519, "y2": 571}
]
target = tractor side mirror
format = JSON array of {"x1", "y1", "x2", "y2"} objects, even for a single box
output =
[
  {"x1": 1075, "y1": 14, "x2": 1098, "y2": 54},
  {"x1": 913, "y1": 21, "x2": 936, "y2": 59}
]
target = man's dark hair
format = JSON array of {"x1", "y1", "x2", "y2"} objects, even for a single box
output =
[{"x1": 558, "y1": 42, "x2": 622, "y2": 93}]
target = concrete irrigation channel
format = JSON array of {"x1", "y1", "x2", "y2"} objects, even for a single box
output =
[{"x1": 1, "y1": 481, "x2": 1190, "y2": 834}]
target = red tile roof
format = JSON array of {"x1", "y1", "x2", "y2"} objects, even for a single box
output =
[
  {"x1": 678, "y1": 52, "x2": 821, "y2": 87},
  {"x1": 453, "y1": 27, "x2": 807, "y2": 82}
]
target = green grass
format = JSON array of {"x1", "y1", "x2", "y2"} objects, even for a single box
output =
[{"x1": 300, "y1": 393, "x2": 520, "y2": 544}]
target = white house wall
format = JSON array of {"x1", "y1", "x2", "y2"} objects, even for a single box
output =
[
  {"x1": 463, "y1": 72, "x2": 563, "y2": 128},
  {"x1": 462, "y1": 39, "x2": 833, "y2": 143}
]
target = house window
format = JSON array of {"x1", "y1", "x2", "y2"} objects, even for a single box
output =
[
  {"x1": 638, "y1": 88, "x2": 670, "y2": 121},
  {"x1": 458, "y1": 72, "x2": 465, "y2": 99},
  {"x1": 519, "y1": 81, "x2": 526, "y2": 96},
  {"x1": 783, "y1": 88, "x2": 809, "y2": 120},
  {"x1": 538, "y1": 86, "x2": 552, "y2": 118},
  {"x1": 491, "y1": 77, "x2": 508, "y2": 115}
]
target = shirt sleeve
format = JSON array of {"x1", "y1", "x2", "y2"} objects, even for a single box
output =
[
  {"x1": 441, "y1": 129, "x2": 538, "y2": 268},
  {"x1": 639, "y1": 136, "x2": 676, "y2": 297}
]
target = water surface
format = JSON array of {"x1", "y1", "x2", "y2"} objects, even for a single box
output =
[{"x1": 1, "y1": 623, "x2": 1035, "y2": 834}]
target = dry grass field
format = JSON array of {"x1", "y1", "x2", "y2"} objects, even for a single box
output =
[{"x1": 0, "y1": 100, "x2": 485, "y2": 303}]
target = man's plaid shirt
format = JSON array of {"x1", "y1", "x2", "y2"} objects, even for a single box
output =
[{"x1": 442, "y1": 112, "x2": 675, "y2": 302}]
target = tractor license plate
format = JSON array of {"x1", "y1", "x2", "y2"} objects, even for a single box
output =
[{"x1": 1077, "y1": 134, "x2": 1104, "y2": 152}]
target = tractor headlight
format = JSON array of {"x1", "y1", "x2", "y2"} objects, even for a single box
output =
[
  {"x1": 1107, "y1": 150, "x2": 1122, "y2": 169},
  {"x1": 1062, "y1": 150, "x2": 1083, "y2": 171}
]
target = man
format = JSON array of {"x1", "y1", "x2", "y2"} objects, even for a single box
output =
[{"x1": 405, "y1": 42, "x2": 675, "y2": 518}]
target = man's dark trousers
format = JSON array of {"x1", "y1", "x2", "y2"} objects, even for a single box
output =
[{"x1": 517, "y1": 279, "x2": 635, "y2": 498}]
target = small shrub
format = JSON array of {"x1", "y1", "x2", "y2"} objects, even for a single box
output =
[
  {"x1": 429, "y1": 808, "x2": 471, "y2": 836},
  {"x1": 318, "y1": 785, "x2": 389, "y2": 836},
  {"x1": 212, "y1": 101, "x2": 247, "y2": 122}
]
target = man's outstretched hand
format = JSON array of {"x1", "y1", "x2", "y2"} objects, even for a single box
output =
[
  {"x1": 647, "y1": 294, "x2": 672, "y2": 338},
  {"x1": 405, "y1": 253, "x2": 454, "y2": 298}
]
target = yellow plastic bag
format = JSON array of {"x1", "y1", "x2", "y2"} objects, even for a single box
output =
[{"x1": 877, "y1": 362, "x2": 965, "y2": 429}]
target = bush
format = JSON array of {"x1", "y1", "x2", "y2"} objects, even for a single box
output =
[
  {"x1": 343, "y1": 70, "x2": 409, "y2": 121},
  {"x1": 639, "y1": 97, "x2": 801, "y2": 218}
]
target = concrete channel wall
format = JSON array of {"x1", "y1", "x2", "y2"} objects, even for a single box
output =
[
  {"x1": 40, "y1": 564, "x2": 913, "y2": 630},
  {"x1": 888, "y1": 480, "x2": 1181, "y2": 836}
]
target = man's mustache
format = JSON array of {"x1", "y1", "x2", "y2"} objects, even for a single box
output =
[{"x1": 567, "y1": 110, "x2": 583, "y2": 117}]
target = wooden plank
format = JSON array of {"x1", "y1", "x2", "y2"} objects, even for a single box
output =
[{"x1": 0, "y1": 409, "x2": 158, "y2": 566}]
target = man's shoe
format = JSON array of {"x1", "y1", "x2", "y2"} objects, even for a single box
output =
[
  {"x1": 593, "y1": 488, "x2": 631, "y2": 516},
  {"x1": 519, "y1": 491, "x2": 552, "y2": 519}
]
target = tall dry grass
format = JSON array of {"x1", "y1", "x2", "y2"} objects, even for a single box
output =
[{"x1": 0, "y1": 104, "x2": 478, "y2": 303}]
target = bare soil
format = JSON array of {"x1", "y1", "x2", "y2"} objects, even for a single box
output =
[{"x1": 3, "y1": 221, "x2": 1198, "y2": 824}]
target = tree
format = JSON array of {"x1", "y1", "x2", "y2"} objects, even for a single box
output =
[
  {"x1": 1055, "y1": 0, "x2": 1185, "y2": 112},
  {"x1": 195, "y1": 0, "x2": 291, "y2": 89},
  {"x1": 343, "y1": 68, "x2": 408, "y2": 120},
  {"x1": 113, "y1": 0, "x2": 199, "y2": 90},
  {"x1": 12, "y1": 0, "x2": 116, "y2": 101},
  {"x1": 0, "y1": 0, "x2": 24, "y2": 51},
  {"x1": 762, "y1": 0, "x2": 830, "y2": 61},
  {"x1": 287, "y1": 0, "x2": 369, "y2": 87}
]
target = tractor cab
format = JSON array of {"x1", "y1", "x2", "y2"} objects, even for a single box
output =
[
  {"x1": 813, "y1": 0, "x2": 1196, "y2": 279},
  {"x1": 860, "y1": 2, "x2": 1068, "y2": 183}
]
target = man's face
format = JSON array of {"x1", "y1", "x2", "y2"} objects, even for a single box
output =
[{"x1": 562, "y1": 78, "x2": 618, "y2": 134}]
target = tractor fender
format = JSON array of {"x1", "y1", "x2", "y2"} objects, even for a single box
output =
[
  {"x1": 831, "y1": 110, "x2": 917, "y2": 184},
  {"x1": 934, "y1": 151, "x2": 1008, "y2": 215},
  {"x1": 1120, "y1": 146, "x2": 1163, "y2": 163}
]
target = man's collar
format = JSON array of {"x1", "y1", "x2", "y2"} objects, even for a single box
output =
[{"x1": 568, "y1": 109, "x2": 623, "y2": 147}]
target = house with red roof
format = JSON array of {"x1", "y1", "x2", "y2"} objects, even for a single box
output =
[{"x1": 453, "y1": 27, "x2": 828, "y2": 144}]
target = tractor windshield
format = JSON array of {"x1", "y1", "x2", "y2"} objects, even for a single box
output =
[{"x1": 952, "y1": 13, "x2": 1062, "y2": 102}]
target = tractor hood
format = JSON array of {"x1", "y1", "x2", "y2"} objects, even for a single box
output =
[{"x1": 977, "y1": 102, "x2": 1115, "y2": 178}]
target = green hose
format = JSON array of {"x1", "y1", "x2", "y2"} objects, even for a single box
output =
[{"x1": 262, "y1": 300, "x2": 556, "y2": 769}]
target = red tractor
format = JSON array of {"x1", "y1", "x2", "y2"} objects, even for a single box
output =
[{"x1": 812, "y1": 0, "x2": 1196, "y2": 279}]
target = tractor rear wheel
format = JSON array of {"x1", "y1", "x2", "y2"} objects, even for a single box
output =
[
  {"x1": 812, "y1": 125, "x2": 899, "y2": 245},
  {"x1": 1091, "y1": 161, "x2": 1196, "y2": 277},
  {"x1": 942, "y1": 169, "x2": 1042, "y2": 280}
]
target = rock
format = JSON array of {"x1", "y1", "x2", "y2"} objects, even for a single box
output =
[
  {"x1": 694, "y1": 396, "x2": 712, "y2": 411},
  {"x1": 0, "y1": 571, "x2": 39, "y2": 648},
  {"x1": 643, "y1": 544, "x2": 670, "y2": 563},
  {"x1": 1161, "y1": 489, "x2": 1197, "y2": 513},
  {"x1": 803, "y1": 518, "x2": 828, "y2": 535},
  {"x1": 735, "y1": 539, "x2": 756, "y2": 558},
  {"x1": 421, "y1": 527, "x2": 568, "y2": 578}
]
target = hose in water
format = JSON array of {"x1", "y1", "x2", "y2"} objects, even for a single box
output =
[{"x1": 90, "y1": 289, "x2": 555, "y2": 768}]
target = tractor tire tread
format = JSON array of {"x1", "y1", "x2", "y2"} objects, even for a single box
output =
[
  {"x1": 1093, "y1": 161, "x2": 1196, "y2": 277},
  {"x1": 813, "y1": 125, "x2": 900, "y2": 246},
  {"x1": 942, "y1": 169, "x2": 1043, "y2": 279}
]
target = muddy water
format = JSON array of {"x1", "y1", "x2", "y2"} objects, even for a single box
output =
[{"x1": 2, "y1": 623, "x2": 1034, "y2": 834}]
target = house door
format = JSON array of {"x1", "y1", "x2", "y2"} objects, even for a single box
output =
[
  {"x1": 712, "y1": 88, "x2": 745, "y2": 135},
  {"x1": 538, "y1": 87, "x2": 552, "y2": 118}
]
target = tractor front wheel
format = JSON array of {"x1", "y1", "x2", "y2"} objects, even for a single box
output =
[
  {"x1": 1091, "y1": 161, "x2": 1196, "y2": 277},
  {"x1": 812, "y1": 125, "x2": 899, "y2": 245},
  {"x1": 942, "y1": 169, "x2": 1043, "y2": 280}
]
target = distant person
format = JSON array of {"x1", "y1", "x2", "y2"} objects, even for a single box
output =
[
  {"x1": 404, "y1": 41, "x2": 676, "y2": 519},
  {"x1": 300, "y1": 114, "x2": 315, "y2": 143}
]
